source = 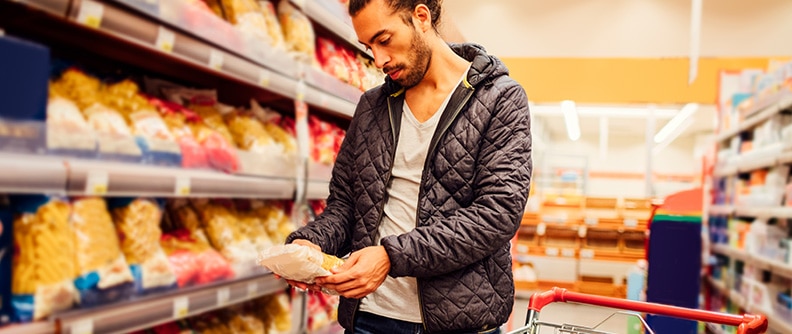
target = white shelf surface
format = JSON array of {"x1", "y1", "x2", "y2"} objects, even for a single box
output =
[
  {"x1": 734, "y1": 206, "x2": 792, "y2": 219},
  {"x1": 0, "y1": 154, "x2": 296, "y2": 198},
  {"x1": 0, "y1": 274, "x2": 287, "y2": 334},
  {"x1": 716, "y1": 91, "x2": 792, "y2": 143},
  {"x1": 709, "y1": 205, "x2": 735, "y2": 216},
  {"x1": 710, "y1": 244, "x2": 792, "y2": 277}
]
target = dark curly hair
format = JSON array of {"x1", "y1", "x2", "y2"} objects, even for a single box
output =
[{"x1": 349, "y1": 0, "x2": 443, "y2": 30}]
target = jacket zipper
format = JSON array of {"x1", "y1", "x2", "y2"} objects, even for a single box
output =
[
  {"x1": 351, "y1": 95, "x2": 400, "y2": 328},
  {"x1": 415, "y1": 86, "x2": 475, "y2": 332}
]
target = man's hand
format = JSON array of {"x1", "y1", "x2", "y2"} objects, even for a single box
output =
[
  {"x1": 315, "y1": 246, "x2": 390, "y2": 299},
  {"x1": 279, "y1": 239, "x2": 322, "y2": 292}
]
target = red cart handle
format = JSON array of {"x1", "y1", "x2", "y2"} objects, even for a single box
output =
[{"x1": 528, "y1": 288, "x2": 767, "y2": 334}]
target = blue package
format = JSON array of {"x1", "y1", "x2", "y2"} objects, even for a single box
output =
[
  {"x1": 0, "y1": 202, "x2": 13, "y2": 324},
  {"x1": 0, "y1": 35, "x2": 49, "y2": 121}
]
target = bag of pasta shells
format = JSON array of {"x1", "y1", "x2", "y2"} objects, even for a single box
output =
[
  {"x1": 70, "y1": 197, "x2": 135, "y2": 307},
  {"x1": 9, "y1": 195, "x2": 77, "y2": 322},
  {"x1": 194, "y1": 199, "x2": 260, "y2": 278},
  {"x1": 110, "y1": 198, "x2": 177, "y2": 295}
]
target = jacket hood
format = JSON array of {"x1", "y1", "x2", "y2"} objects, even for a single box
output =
[{"x1": 382, "y1": 43, "x2": 509, "y2": 95}]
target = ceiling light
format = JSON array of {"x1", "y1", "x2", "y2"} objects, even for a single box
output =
[
  {"x1": 561, "y1": 100, "x2": 580, "y2": 141},
  {"x1": 653, "y1": 103, "x2": 699, "y2": 144}
]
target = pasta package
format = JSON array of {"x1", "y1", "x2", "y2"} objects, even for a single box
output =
[
  {"x1": 110, "y1": 198, "x2": 177, "y2": 295},
  {"x1": 257, "y1": 293, "x2": 292, "y2": 334},
  {"x1": 257, "y1": 244, "x2": 343, "y2": 285},
  {"x1": 70, "y1": 197, "x2": 135, "y2": 307},
  {"x1": 195, "y1": 200, "x2": 261, "y2": 278},
  {"x1": 148, "y1": 97, "x2": 210, "y2": 169},
  {"x1": 160, "y1": 229, "x2": 235, "y2": 287},
  {"x1": 224, "y1": 110, "x2": 276, "y2": 153},
  {"x1": 9, "y1": 196, "x2": 76, "y2": 322},
  {"x1": 277, "y1": 0, "x2": 316, "y2": 63},
  {"x1": 251, "y1": 200, "x2": 295, "y2": 244},
  {"x1": 45, "y1": 96, "x2": 97, "y2": 153}
]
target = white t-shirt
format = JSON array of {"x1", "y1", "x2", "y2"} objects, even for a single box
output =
[{"x1": 359, "y1": 68, "x2": 469, "y2": 323}]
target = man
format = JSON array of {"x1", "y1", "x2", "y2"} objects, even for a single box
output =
[{"x1": 285, "y1": 0, "x2": 532, "y2": 332}]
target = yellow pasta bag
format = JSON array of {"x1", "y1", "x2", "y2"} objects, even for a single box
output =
[
  {"x1": 195, "y1": 200, "x2": 261, "y2": 278},
  {"x1": 224, "y1": 110, "x2": 275, "y2": 152},
  {"x1": 70, "y1": 197, "x2": 135, "y2": 307},
  {"x1": 110, "y1": 198, "x2": 177, "y2": 295},
  {"x1": 10, "y1": 196, "x2": 76, "y2": 322}
]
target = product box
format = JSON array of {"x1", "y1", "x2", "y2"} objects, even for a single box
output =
[
  {"x1": 0, "y1": 35, "x2": 49, "y2": 154},
  {"x1": 0, "y1": 197, "x2": 13, "y2": 324}
]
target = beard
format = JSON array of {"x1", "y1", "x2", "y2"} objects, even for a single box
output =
[{"x1": 387, "y1": 29, "x2": 432, "y2": 89}]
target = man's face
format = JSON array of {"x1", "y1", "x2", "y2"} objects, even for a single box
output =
[{"x1": 352, "y1": 0, "x2": 432, "y2": 88}]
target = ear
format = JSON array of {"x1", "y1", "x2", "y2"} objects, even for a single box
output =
[{"x1": 412, "y1": 4, "x2": 432, "y2": 32}]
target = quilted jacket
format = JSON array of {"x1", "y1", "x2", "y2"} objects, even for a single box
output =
[{"x1": 286, "y1": 43, "x2": 533, "y2": 333}]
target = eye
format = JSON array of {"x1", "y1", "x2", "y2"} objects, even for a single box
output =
[{"x1": 379, "y1": 37, "x2": 391, "y2": 46}]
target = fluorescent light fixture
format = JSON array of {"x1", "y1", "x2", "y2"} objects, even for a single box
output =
[
  {"x1": 654, "y1": 103, "x2": 699, "y2": 144},
  {"x1": 561, "y1": 100, "x2": 580, "y2": 141}
]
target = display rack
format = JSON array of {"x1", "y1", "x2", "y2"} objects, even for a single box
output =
[
  {"x1": 0, "y1": 274, "x2": 288, "y2": 334},
  {"x1": 705, "y1": 276, "x2": 792, "y2": 334},
  {"x1": 1, "y1": 0, "x2": 368, "y2": 332},
  {"x1": 715, "y1": 91, "x2": 792, "y2": 143},
  {"x1": 710, "y1": 244, "x2": 792, "y2": 280}
]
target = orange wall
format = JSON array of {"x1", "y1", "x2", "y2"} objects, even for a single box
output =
[{"x1": 502, "y1": 57, "x2": 775, "y2": 104}]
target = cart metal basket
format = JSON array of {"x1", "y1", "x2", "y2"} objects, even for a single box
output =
[{"x1": 508, "y1": 287, "x2": 768, "y2": 334}]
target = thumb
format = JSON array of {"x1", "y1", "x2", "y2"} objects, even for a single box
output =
[{"x1": 333, "y1": 252, "x2": 358, "y2": 274}]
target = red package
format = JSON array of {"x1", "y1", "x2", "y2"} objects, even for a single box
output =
[
  {"x1": 148, "y1": 97, "x2": 210, "y2": 169},
  {"x1": 161, "y1": 230, "x2": 235, "y2": 287},
  {"x1": 200, "y1": 130, "x2": 240, "y2": 173}
]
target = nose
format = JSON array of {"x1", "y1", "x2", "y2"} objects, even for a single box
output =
[{"x1": 372, "y1": 47, "x2": 389, "y2": 69}]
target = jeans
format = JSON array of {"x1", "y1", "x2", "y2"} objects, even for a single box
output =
[{"x1": 346, "y1": 311, "x2": 502, "y2": 334}]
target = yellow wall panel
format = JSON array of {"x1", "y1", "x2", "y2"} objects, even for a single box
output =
[{"x1": 502, "y1": 57, "x2": 774, "y2": 104}]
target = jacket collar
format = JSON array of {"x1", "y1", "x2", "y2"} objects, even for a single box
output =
[{"x1": 381, "y1": 43, "x2": 507, "y2": 97}]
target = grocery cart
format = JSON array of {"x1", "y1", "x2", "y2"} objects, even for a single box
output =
[{"x1": 508, "y1": 287, "x2": 768, "y2": 334}]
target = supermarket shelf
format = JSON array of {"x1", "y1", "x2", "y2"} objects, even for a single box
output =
[
  {"x1": 0, "y1": 321, "x2": 54, "y2": 334},
  {"x1": 14, "y1": 0, "x2": 69, "y2": 16},
  {"x1": 65, "y1": 159, "x2": 295, "y2": 198},
  {"x1": 0, "y1": 274, "x2": 286, "y2": 334},
  {"x1": 708, "y1": 205, "x2": 735, "y2": 216},
  {"x1": 710, "y1": 244, "x2": 792, "y2": 276},
  {"x1": 712, "y1": 165, "x2": 738, "y2": 178},
  {"x1": 2, "y1": 0, "x2": 357, "y2": 120},
  {"x1": 713, "y1": 144, "x2": 787, "y2": 176},
  {"x1": 291, "y1": 0, "x2": 371, "y2": 57},
  {"x1": 734, "y1": 206, "x2": 792, "y2": 219},
  {"x1": 780, "y1": 150, "x2": 792, "y2": 165},
  {"x1": 55, "y1": 274, "x2": 286, "y2": 334},
  {"x1": 0, "y1": 153, "x2": 68, "y2": 195},
  {"x1": 706, "y1": 276, "x2": 792, "y2": 334},
  {"x1": 716, "y1": 91, "x2": 792, "y2": 142},
  {"x1": 307, "y1": 181, "x2": 330, "y2": 200}
]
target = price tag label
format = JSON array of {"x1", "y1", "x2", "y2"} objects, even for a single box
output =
[
  {"x1": 561, "y1": 248, "x2": 575, "y2": 258},
  {"x1": 72, "y1": 319, "x2": 94, "y2": 334},
  {"x1": 173, "y1": 297, "x2": 189, "y2": 319},
  {"x1": 209, "y1": 49, "x2": 224, "y2": 70},
  {"x1": 624, "y1": 218, "x2": 638, "y2": 228},
  {"x1": 175, "y1": 176, "x2": 191, "y2": 196},
  {"x1": 77, "y1": 0, "x2": 104, "y2": 28},
  {"x1": 85, "y1": 171, "x2": 108, "y2": 195},
  {"x1": 581, "y1": 249, "x2": 595, "y2": 259},
  {"x1": 247, "y1": 282, "x2": 259, "y2": 298},
  {"x1": 217, "y1": 287, "x2": 230, "y2": 306},
  {"x1": 258, "y1": 69, "x2": 271, "y2": 88},
  {"x1": 545, "y1": 248, "x2": 559, "y2": 257},
  {"x1": 156, "y1": 26, "x2": 175, "y2": 53}
]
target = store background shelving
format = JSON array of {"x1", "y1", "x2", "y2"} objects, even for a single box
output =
[
  {"x1": 0, "y1": 0, "x2": 371, "y2": 332},
  {"x1": 705, "y1": 59, "x2": 792, "y2": 333}
]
